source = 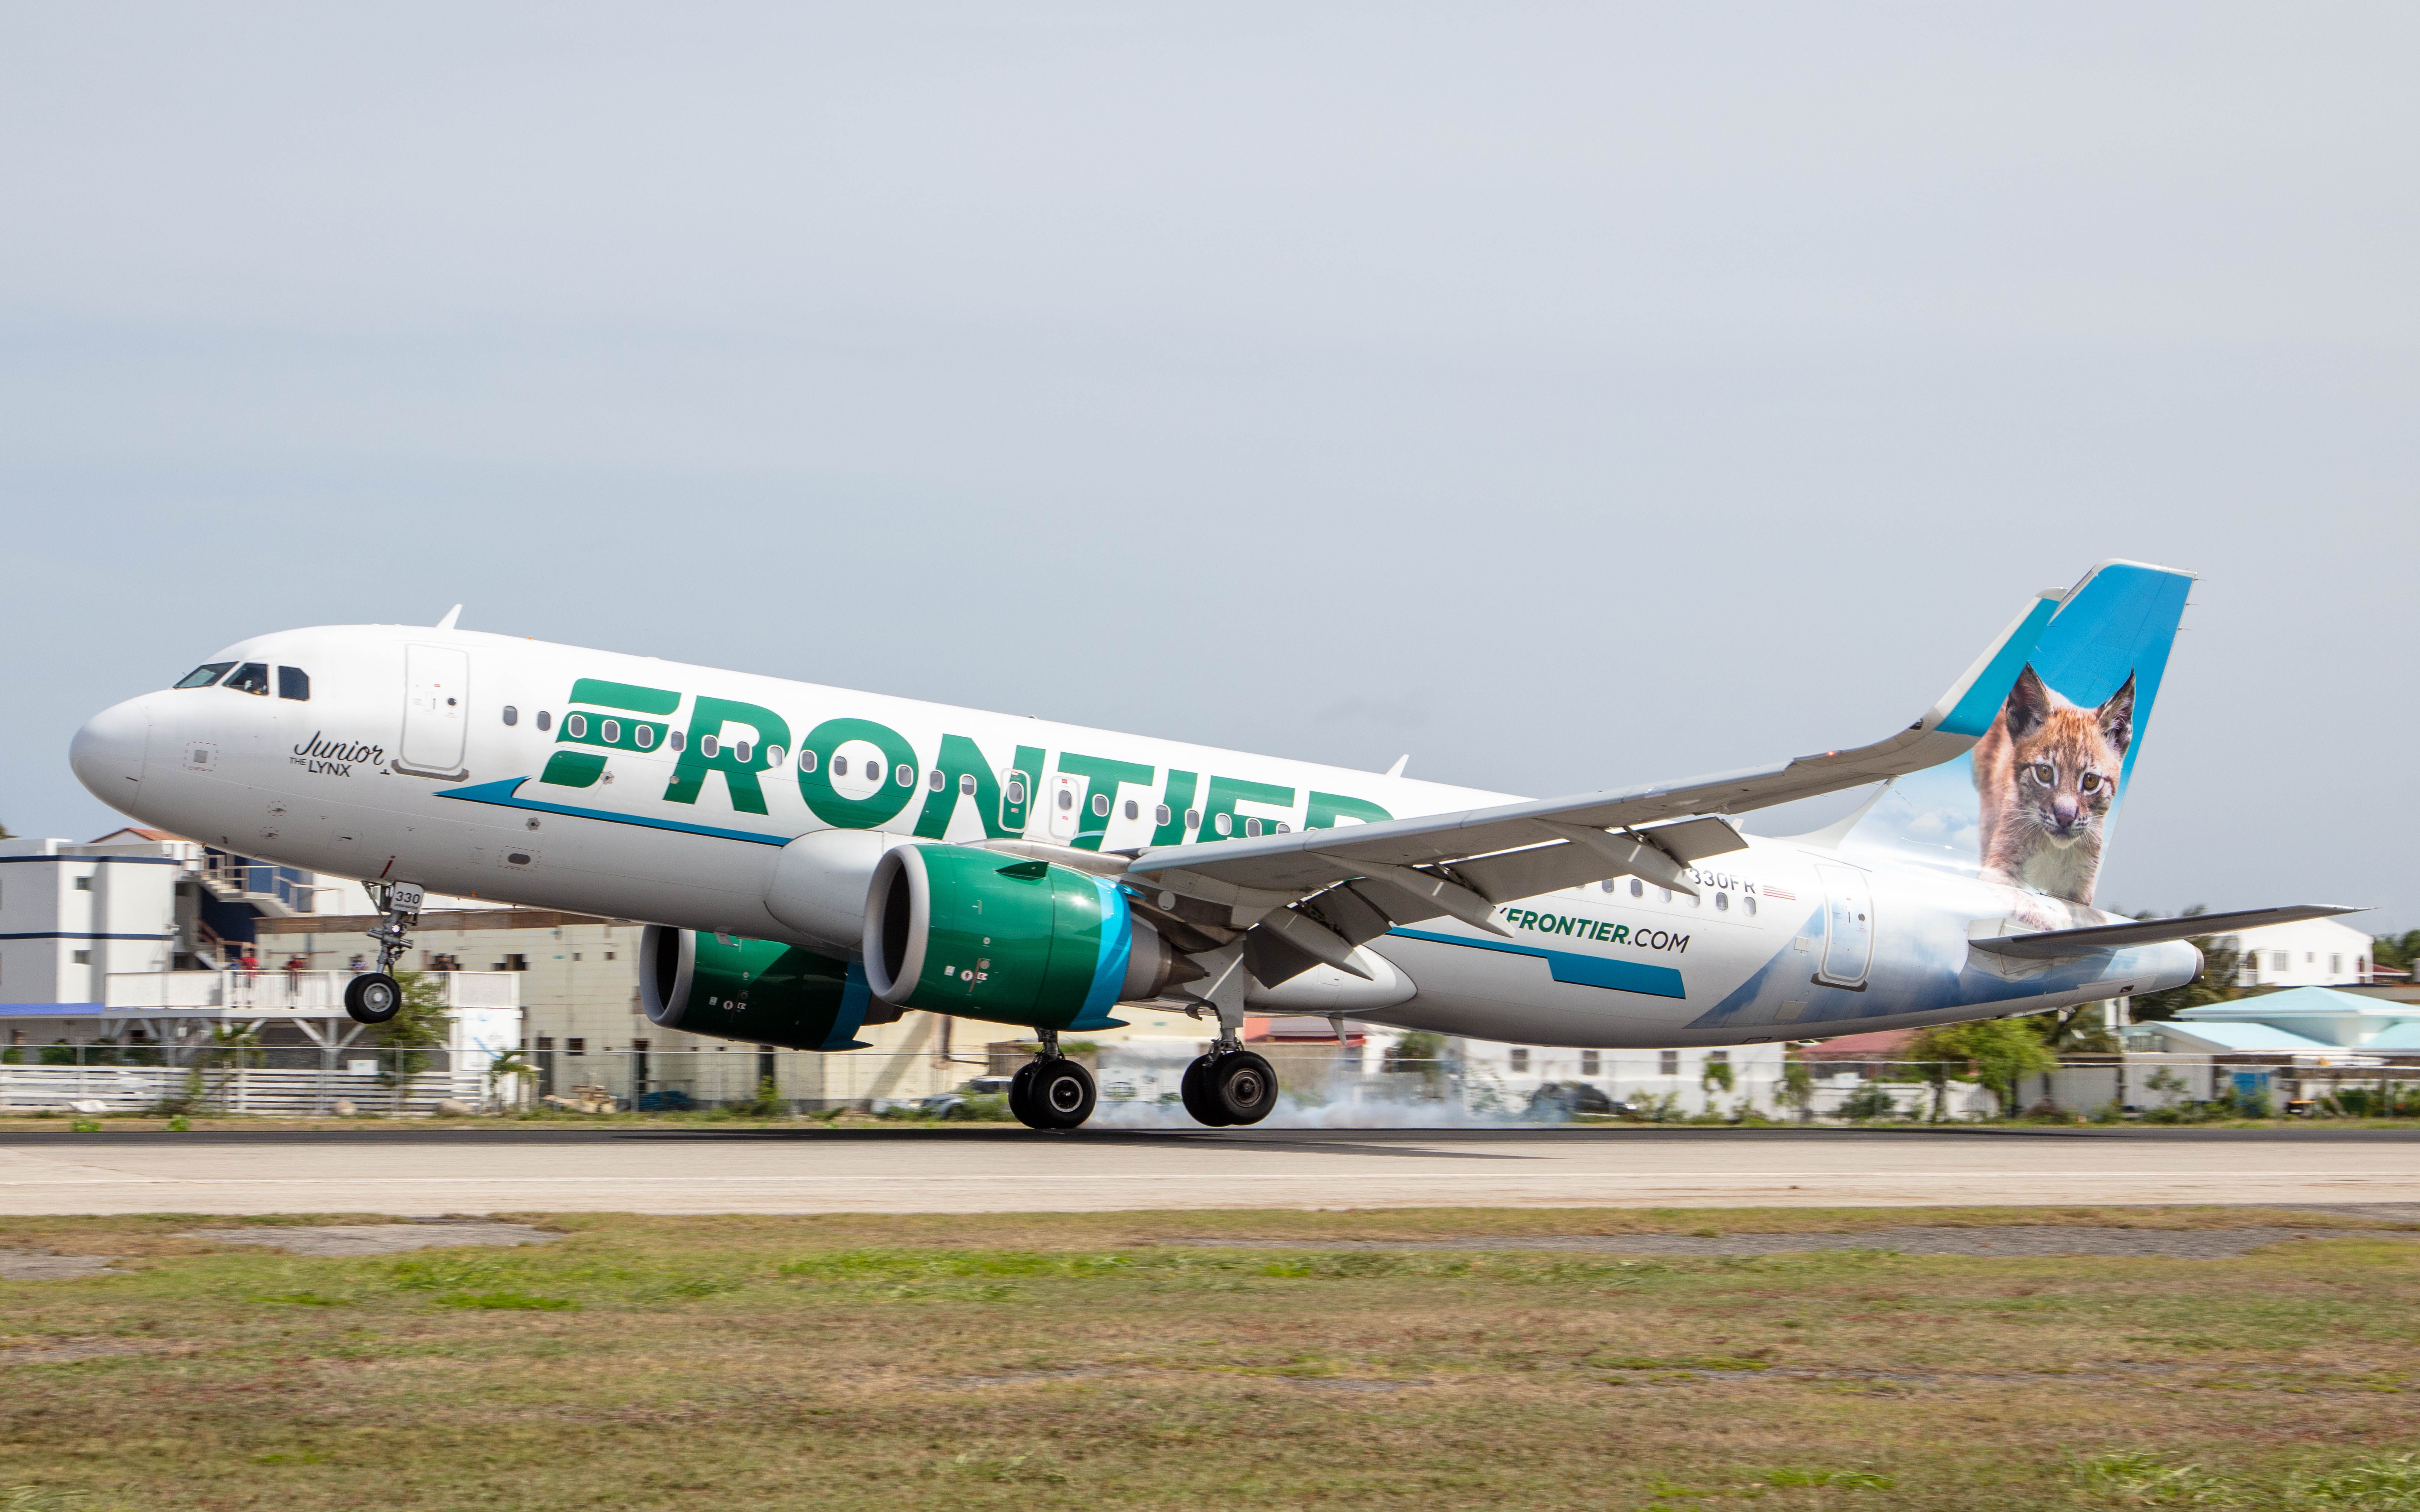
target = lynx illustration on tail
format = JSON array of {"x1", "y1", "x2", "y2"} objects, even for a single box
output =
[{"x1": 1972, "y1": 664, "x2": 2136, "y2": 905}]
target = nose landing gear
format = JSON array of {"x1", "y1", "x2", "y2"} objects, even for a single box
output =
[
  {"x1": 344, "y1": 880, "x2": 425, "y2": 1025},
  {"x1": 1008, "y1": 1031, "x2": 1097, "y2": 1130}
]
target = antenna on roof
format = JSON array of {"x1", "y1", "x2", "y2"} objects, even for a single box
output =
[{"x1": 435, "y1": 605, "x2": 463, "y2": 631}]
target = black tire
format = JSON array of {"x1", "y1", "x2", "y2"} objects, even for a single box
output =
[
  {"x1": 1030, "y1": 1059, "x2": 1096, "y2": 1130},
  {"x1": 1008, "y1": 1060, "x2": 1047, "y2": 1130},
  {"x1": 1180, "y1": 1054, "x2": 1232, "y2": 1127},
  {"x1": 344, "y1": 972, "x2": 401, "y2": 1025},
  {"x1": 1206, "y1": 1050, "x2": 1280, "y2": 1126}
]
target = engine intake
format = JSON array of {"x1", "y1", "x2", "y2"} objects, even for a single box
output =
[{"x1": 862, "y1": 844, "x2": 1186, "y2": 1029}]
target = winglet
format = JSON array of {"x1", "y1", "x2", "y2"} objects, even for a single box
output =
[{"x1": 435, "y1": 605, "x2": 463, "y2": 631}]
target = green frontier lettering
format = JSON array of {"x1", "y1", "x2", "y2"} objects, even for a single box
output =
[
  {"x1": 1197, "y1": 775, "x2": 1295, "y2": 839},
  {"x1": 1056, "y1": 752, "x2": 1157, "y2": 852},
  {"x1": 664, "y1": 696, "x2": 792, "y2": 816},
  {"x1": 1151, "y1": 770, "x2": 1198, "y2": 846},
  {"x1": 796, "y1": 716, "x2": 917, "y2": 829},
  {"x1": 542, "y1": 679, "x2": 682, "y2": 789},
  {"x1": 1308, "y1": 791, "x2": 1393, "y2": 829},
  {"x1": 913, "y1": 734, "x2": 1017, "y2": 841}
]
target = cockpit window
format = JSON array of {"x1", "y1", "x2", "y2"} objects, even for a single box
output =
[
  {"x1": 175, "y1": 662, "x2": 234, "y2": 689},
  {"x1": 224, "y1": 663, "x2": 272, "y2": 696},
  {"x1": 277, "y1": 666, "x2": 310, "y2": 701}
]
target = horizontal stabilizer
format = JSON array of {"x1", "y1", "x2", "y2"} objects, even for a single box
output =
[{"x1": 1967, "y1": 905, "x2": 2368, "y2": 960}]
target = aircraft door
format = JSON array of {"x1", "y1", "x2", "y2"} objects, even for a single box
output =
[
  {"x1": 398, "y1": 644, "x2": 471, "y2": 776},
  {"x1": 1813, "y1": 863, "x2": 1874, "y2": 988},
  {"x1": 1045, "y1": 772, "x2": 1084, "y2": 841}
]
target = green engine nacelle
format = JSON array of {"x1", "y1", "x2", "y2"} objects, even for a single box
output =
[
  {"x1": 639, "y1": 926, "x2": 875, "y2": 1051},
  {"x1": 862, "y1": 844, "x2": 1179, "y2": 1031}
]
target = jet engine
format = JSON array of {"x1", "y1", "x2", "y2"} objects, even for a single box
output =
[
  {"x1": 639, "y1": 926, "x2": 864, "y2": 1051},
  {"x1": 862, "y1": 844, "x2": 1192, "y2": 1029}
]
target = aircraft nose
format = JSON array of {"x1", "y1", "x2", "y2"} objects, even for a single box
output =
[{"x1": 70, "y1": 697, "x2": 151, "y2": 803}]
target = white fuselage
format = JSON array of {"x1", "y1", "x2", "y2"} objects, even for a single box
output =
[{"x1": 70, "y1": 623, "x2": 2197, "y2": 1048}]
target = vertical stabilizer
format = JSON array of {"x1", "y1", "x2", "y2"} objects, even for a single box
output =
[{"x1": 1827, "y1": 561, "x2": 2193, "y2": 907}]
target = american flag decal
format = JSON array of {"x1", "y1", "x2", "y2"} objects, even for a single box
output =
[{"x1": 1761, "y1": 886, "x2": 1797, "y2": 901}]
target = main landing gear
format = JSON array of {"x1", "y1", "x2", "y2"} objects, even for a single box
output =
[
  {"x1": 344, "y1": 879, "x2": 425, "y2": 1025},
  {"x1": 1008, "y1": 1031, "x2": 1098, "y2": 1131},
  {"x1": 1180, "y1": 1042, "x2": 1280, "y2": 1127}
]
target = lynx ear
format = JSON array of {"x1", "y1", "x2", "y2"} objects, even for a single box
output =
[
  {"x1": 2097, "y1": 673, "x2": 2137, "y2": 755},
  {"x1": 2001, "y1": 665, "x2": 2052, "y2": 738}
]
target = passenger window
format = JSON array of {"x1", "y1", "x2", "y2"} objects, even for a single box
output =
[
  {"x1": 1057, "y1": 788, "x2": 1074, "y2": 811},
  {"x1": 1715, "y1": 891, "x2": 1729, "y2": 911},
  {"x1": 1743, "y1": 894, "x2": 1758, "y2": 917},
  {"x1": 175, "y1": 662, "x2": 234, "y2": 689},
  {"x1": 567, "y1": 714, "x2": 588, "y2": 739},
  {"x1": 536, "y1": 711, "x2": 552, "y2": 732},
  {"x1": 224, "y1": 663, "x2": 271, "y2": 695},
  {"x1": 1155, "y1": 804, "x2": 1172, "y2": 826},
  {"x1": 277, "y1": 666, "x2": 310, "y2": 701},
  {"x1": 733, "y1": 741, "x2": 751, "y2": 764},
  {"x1": 832, "y1": 754, "x2": 848, "y2": 777},
  {"x1": 502, "y1": 705, "x2": 518, "y2": 727},
  {"x1": 895, "y1": 765, "x2": 912, "y2": 787},
  {"x1": 634, "y1": 724, "x2": 653, "y2": 748},
  {"x1": 1630, "y1": 879, "x2": 1643, "y2": 898},
  {"x1": 1124, "y1": 799, "x2": 1140, "y2": 821},
  {"x1": 1244, "y1": 817, "x2": 1262, "y2": 837},
  {"x1": 1091, "y1": 793, "x2": 1110, "y2": 817},
  {"x1": 1185, "y1": 809, "x2": 1201, "y2": 830},
  {"x1": 798, "y1": 748, "x2": 815, "y2": 772},
  {"x1": 668, "y1": 729, "x2": 683, "y2": 752},
  {"x1": 960, "y1": 774, "x2": 976, "y2": 796},
  {"x1": 602, "y1": 719, "x2": 621, "y2": 745},
  {"x1": 763, "y1": 745, "x2": 783, "y2": 767},
  {"x1": 928, "y1": 769, "x2": 946, "y2": 792},
  {"x1": 700, "y1": 735, "x2": 719, "y2": 758}
]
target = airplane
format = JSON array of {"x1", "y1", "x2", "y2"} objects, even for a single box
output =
[{"x1": 68, "y1": 560, "x2": 2353, "y2": 1130}]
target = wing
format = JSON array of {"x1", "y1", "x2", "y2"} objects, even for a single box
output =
[
  {"x1": 1122, "y1": 588, "x2": 2064, "y2": 984},
  {"x1": 1966, "y1": 905, "x2": 2367, "y2": 960}
]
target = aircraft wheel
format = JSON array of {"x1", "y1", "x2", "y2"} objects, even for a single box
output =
[
  {"x1": 1030, "y1": 1059, "x2": 1096, "y2": 1130},
  {"x1": 1008, "y1": 1060, "x2": 1047, "y2": 1129},
  {"x1": 343, "y1": 972, "x2": 402, "y2": 1025},
  {"x1": 1180, "y1": 1054, "x2": 1230, "y2": 1126},
  {"x1": 1205, "y1": 1050, "x2": 1280, "y2": 1126}
]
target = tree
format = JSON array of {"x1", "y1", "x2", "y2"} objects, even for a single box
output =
[
  {"x1": 2123, "y1": 905, "x2": 2244, "y2": 1021},
  {"x1": 2371, "y1": 930, "x2": 2420, "y2": 978},
  {"x1": 1906, "y1": 1018, "x2": 2058, "y2": 1117},
  {"x1": 485, "y1": 1048, "x2": 537, "y2": 1110},
  {"x1": 1778, "y1": 1057, "x2": 1815, "y2": 1123},
  {"x1": 375, "y1": 969, "x2": 452, "y2": 1079}
]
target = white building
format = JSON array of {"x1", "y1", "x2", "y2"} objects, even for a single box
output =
[
  {"x1": 0, "y1": 833, "x2": 185, "y2": 1010},
  {"x1": 2217, "y1": 917, "x2": 2378, "y2": 988}
]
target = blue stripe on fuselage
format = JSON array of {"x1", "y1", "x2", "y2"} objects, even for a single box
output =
[{"x1": 1386, "y1": 927, "x2": 1686, "y2": 999}]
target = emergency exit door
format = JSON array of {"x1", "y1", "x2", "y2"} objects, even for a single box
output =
[
  {"x1": 398, "y1": 644, "x2": 470, "y2": 775},
  {"x1": 1814, "y1": 863, "x2": 1874, "y2": 988}
]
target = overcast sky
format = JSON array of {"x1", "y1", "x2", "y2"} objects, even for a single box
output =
[{"x1": 4, "y1": 3, "x2": 2414, "y2": 928}]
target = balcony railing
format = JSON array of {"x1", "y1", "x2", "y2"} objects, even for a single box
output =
[{"x1": 103, "y1": 969, "x2": 519, "y2": 1013}]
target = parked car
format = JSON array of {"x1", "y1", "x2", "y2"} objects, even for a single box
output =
[{"x1": 1527, "y1": 1081, "x2": 1630, "y2": 1119}]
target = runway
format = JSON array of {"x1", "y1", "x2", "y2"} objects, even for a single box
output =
[{"x1": 2, "y1": 1126, "x2": 2416, "y2": 1216}]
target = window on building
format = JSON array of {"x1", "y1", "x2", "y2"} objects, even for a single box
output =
[
  {"x1": 501, "y1": 953, "x2": 529, "y2": 972},
  {"x1": 71, "y1": 950, "x2": 91, "y2": 965},
  {"x1": 1709, "y1": 1050, "x2": 1730, "y2": 1064},
  {"x1": 2331, "y1": 954, "x2": 2343, "y2": 975},
  {"x1": 2306, "y1": 952, "x2": 2315, "y2": 963},
  {"x1": 566, "y1": 1038, "x2": 585, "y2": 1056},
  {"x1": 73, "y1": 876, "x2": 92, "y2": 891},
  {"x1": 536, "y1": 1036, "x2": 554, "y2": 1051},
  {"x1": 603, "y1": 951, "x2": 616, "y2": 961},
  {"x1": 1582, "y1": 1050, "x2": 1601, "y2": 1076},
  {"x1": 1509, "y1": 1047, "x2": 1529, "y2": 1072},
  {"x1": 277, "y1": 666, "x2": 310, "y2": 701},
  {"x1": 224, "y1": 663, "x2": 272, "y2": 696},
  {"x1": 2274, "y1": 952, "x2": 2289, "y2": 972},
  {"x1": 1659, "y1": 1050, "x2": 1680, "y2": 1076},
  {"x1": 175, "y1": 662, "x2": 234, "y2": 689}
]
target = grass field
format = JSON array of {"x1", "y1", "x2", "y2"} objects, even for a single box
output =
[{"x1": 5, "y1": 1206, "x2": 2420, "y2": 1510}]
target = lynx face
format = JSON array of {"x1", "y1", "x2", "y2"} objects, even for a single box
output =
[
  {"x1": 2004, "y1": 675, "x2": 2129, "y2": 848},
  {"x1": 1973, "y1": 665, "x2": 2135, "y2": 904}
]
